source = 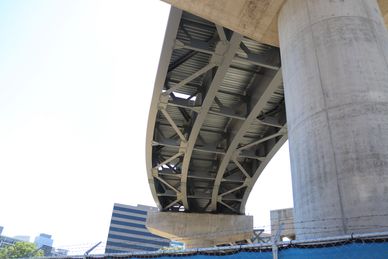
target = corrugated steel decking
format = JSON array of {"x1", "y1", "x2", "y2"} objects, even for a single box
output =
[{"x1": 146, "y1": 8, "x2": 287, "y2": 214}]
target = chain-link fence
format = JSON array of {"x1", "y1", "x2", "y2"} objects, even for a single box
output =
[{"x1": 24, "y1": 231, "x2": 388, "y2": 259}]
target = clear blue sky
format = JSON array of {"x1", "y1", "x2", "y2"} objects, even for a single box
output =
[{"x1": 0, "y1": 0, "x2": 292, "y2": 254}]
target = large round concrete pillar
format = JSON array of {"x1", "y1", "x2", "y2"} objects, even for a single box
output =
[{"x1": 278, "y1": 0, "x2": 388, "y2": 239}]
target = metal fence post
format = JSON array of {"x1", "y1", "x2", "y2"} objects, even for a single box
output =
[{"x1": 272, "y1": 223, "x2": 284, "y2": 259}]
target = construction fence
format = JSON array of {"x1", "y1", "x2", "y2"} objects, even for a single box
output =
[{"x1": 28, "y1": 232, "x2": 388, "y2": 259}]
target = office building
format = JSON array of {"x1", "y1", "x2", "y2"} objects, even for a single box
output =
[
  {"x1": 34, "y1": 233, "x2": 54, "y2": 256},
  {"x1": 34, "y1": 233, "x2": 53, "y2": 248},
  {"x1": 0, "y1": 226, "x2": 19, "y2": 249},
  {"x1": 0, "y1": 227, "x2": 25, "y2": 249},
  {"x1": 0, "y1": 236, "x2": 19, "y2": 249},
  {"x1": 0, "y1": 227, "x2": 62, "y2": 256},
  {"x1": 105, "y1": 203, "x2": 170, "y2": 254}
]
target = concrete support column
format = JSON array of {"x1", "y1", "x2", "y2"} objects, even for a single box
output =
[
  {"x1": 278, "y1": 0, "x2": 388, "y2": 239},
  {"x1": 146, "y1": 212, "x2": 253, "y2": 248}
]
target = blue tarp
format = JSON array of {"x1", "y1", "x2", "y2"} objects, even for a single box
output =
[
  {"x1": 147, "y1": 242, "x2": 388, "y2": 259},
  {"x1": 156, "y1": 252, "x2": 272, "y2": 259},
  {"x1": 280, "y1": 242, "x2": 388, "y2": 259}
]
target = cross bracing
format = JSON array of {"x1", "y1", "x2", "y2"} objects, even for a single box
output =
[{"x1": 146, "y1": 7, "x2": 287, "y2": 214}]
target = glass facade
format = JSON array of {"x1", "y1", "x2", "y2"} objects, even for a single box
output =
[{"x1": 105, "y1": 203, "x2": 170, "y2": 254}]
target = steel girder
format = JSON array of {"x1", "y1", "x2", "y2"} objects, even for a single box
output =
[{"x1": 146, "y1": 7, "x2": 287, "y2": 214}]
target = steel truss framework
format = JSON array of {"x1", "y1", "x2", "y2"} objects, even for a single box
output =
[{"x1": 146, "y1": 7, "x2": 287, "y2": 214}]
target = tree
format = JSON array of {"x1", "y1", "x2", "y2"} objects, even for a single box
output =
[{"x1": 0, "y1": 242, "x2": 44, "y2": 259}]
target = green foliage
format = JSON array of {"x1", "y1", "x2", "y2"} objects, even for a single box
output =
[
  {"x1": 0, "y1": 242, "x2": 44, "y2": 259},
  {"x1": 159, "y1": 246, "x2": 184, "y2": 251}
]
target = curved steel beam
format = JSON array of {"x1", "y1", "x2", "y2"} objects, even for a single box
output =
[
  {"x1": 210, "y1": 70, "x2": 283, "y2": 212},
  {"x1": 180, "y1": 32, "x2": 243, "y2": 210},
  {"x1": 240, "y1": 131, "x2": 288, "y2": 213},
  {"x1": 145, "y1": 7, "x2": 182, "y2": 210}
]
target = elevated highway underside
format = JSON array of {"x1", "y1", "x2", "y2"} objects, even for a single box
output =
[
  {"x1": 146, "y1": 8, "x2": 287, "y2": 215},
  {"x1": 162, "y1": 0, "x2": 388, "y2": 48},
  {"x1": 147, "y1": 0, "x2": 388, "y2": 247}
]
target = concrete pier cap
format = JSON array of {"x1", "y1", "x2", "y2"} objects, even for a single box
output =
[{"x1": 146, "y1": 212, "x2": 253, "y2": 248}]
